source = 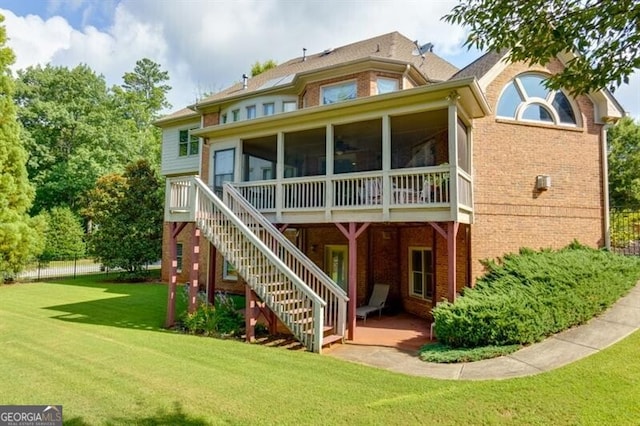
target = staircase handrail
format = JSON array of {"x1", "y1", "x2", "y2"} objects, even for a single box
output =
[{"x1": 223, "y1": 182, "x2": 349, "y2": 303}]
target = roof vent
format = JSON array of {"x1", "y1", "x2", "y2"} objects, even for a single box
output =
[
  {"x1": 321, "y1": 48, "x2": 334, "y2": 56},
  {"x1": 302, "y1": 47, "x2": 307, "y2": 61},
  {"x1": 242, "y1": 73, "x2": 248, "y2": 90}
]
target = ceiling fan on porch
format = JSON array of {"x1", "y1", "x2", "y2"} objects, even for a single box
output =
[{"x1": 335, "y1": 138, "x2": 360, "y2": 156}]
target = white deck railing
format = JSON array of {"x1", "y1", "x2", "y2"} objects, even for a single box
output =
[
  {"x1": 168, "y1": 176, "x2": 327, "y2": 352},
  {"x1": 224, "y1": 183, "x2": 347, "y2": 337},
  {"x1": 234, "y1": 165, "x2": 464, "y2": 212}
]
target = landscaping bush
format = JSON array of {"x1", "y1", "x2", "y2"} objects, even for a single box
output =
[
  {"x1": 433, "y1": 242, "x2": 640, "y2": 348},
  {"x1": 180, "y1": 292, "x2": 244, "y2": 337}
]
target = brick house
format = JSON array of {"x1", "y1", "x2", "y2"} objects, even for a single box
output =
[{"x1": 155, "y1": 32, "x2": 624, "y2": 352}]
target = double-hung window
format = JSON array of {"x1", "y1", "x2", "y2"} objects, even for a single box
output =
[
  {"x1": 409, "y1": 247, "x2": 434, "y2": 300},
  {"x1": 179, "y1": 129, "x2": 199, "y2": 157},
  {"x1": 263, "y1": 102, "x2": 275, "y2": 116},
  {"x1": 246, "y1": 105, "x2": 256, "y2": 119}
]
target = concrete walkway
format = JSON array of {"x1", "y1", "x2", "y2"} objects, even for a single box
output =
[{"x1": 327, "y1": 282, "x2": 640, "y2": 380}]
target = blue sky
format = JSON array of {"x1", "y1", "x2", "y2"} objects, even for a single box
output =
[{"x1": 0, "y1": 0, "x2": 638, "y2": 119}]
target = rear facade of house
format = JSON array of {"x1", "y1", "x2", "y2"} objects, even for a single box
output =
[{"x1": 156, "y1": 32, "x2": 623, "y2": 352}]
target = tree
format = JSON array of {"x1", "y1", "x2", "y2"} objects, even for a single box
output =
[
  {"x1": 85, "y1": 160, "x2": 163, "y2": 276},
  {"x1": 0, "y1": 15, "x2": 43, "y2": 279},
  {"x1": 113, "y1": 58, "x2": 172, "y2": 170},
  {"x1": 444, "y1": 0, "x2": 640, "y2": 94},
  {"x1": 37, "y1": 207, "x2": 86, "y2": 261},
  {"x1": 608, "y1": 117, "x2": 640, "y2": 208},
  {"x1": 251, "y1": 59, "x2": 277, "y2": 77},
  {"x1": 15, "y1": 64, "x2": 141, "y2": 214}
]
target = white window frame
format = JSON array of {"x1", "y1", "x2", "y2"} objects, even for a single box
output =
[
  {"x1": 178, "y1": 128, "x2": 199, "y2": 157},
  {"x1": 263, "y1": 102, "x2": 275, "y2": 116},
  {"x1": 246, "y1": 105, "x2": 256, "y2": 119},
  {"x1": 408, "y1": 246, "x2": 434, "y2": 300},
  {"x1": 321, "y1": 80, "x2": 357, "y2": 105},
  {"x1": 376, "y1": 77, "x2": 399, "y2": 95},
  {"x1": 223, "y1": 259, "x2": 238, "y2": 281},
  {"x1": 283, "y1": 101, "x2": 297, "y2": 112}
]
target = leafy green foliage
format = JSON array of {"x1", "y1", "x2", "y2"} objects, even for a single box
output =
[
  {"x1": 15, "y1": 64, "x2": 138, "y2": 214},
  {"x1": 610, "y1": 209, "x2": 640, "y2": 249},
  {"x1": 180, "y1": 292, "x2": 244, "y2": 337},
  {"x1": 36, "y1": 206, "x2": 86, "y2": 261},
  {"x1": 85, "y1": 160, "x2": 163, "y2": 275},
  {"x1": 608, "y1": 117, "x2": 640, "y2": 208},
  {"x1": 0, "y1": 15, "x2": 43, "y2": 279},
  {"x1": 433, "y1": 244, "x2": 640, "y2": 348},
  {"x1": 444, "y1": 0, "x2": 640, "y2": 94},
  {"x1": 250, "y1": 59, "x2": 277, "y2": 77},
  {"x1": 419, "y1": 342, "x2": 520, "y2": 363}
]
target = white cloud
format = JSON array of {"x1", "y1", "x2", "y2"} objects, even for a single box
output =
[{"x1": 2, "y1": 0, "x2": 638, "y2": 119}]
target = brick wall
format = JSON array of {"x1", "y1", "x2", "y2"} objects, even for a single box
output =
[{"x1": 470, "y1": 59, "x2": 604, "y2": 281}]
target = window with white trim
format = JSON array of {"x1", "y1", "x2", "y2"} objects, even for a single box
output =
[
  {"x1": 409, "y1": 247, "x2": 434, "y2": 300},
  {"x1": 376, "y1": 77, "x2": 399, "y2": 94},
  {"x1": 496, "y1": 73, "x2": 577, "y2": 126},
  {"x1": 231, "y1": 109, "x2": 240, "y2": 122},
  {"x1": 176, "y1": 243, "x2": 183, "y2": 273},
  {"x1": 321, "y1": 81, "x2": 357, "y2": 105},
  {"x1": 283, "y1": 101, "x2": 297, "y2": 112},
  {"x1": 178, "y1": 129, "x2": 199, "y2": 157},
  {"x1": 246, "y1": 105, "x2": 256, "y2": 119},
  {"x1": 263, "y1": 102, "x2": 275, "y2": 116}
]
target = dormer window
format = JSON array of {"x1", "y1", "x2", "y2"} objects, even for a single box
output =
[
  {"x1": 497, "y1": 74, "x2": 578, "y2": 126},
  {"x1": 321, "y1": 81, "x2": 357, "y2": 105}
]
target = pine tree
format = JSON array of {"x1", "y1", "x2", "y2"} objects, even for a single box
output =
[{"x1": 0, "y1": 15, "x2": 42, "y2": 279}]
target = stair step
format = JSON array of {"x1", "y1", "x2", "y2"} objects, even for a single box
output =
[
  {"x1": 286, "y1": 307, "x2": 313, "y2": 315},
  {"x1": 322, "y1": 334, "x2": 343, "y2": 346},
  {"x1": 292, "y1": 316, "x2": 314, "y2": 325}
]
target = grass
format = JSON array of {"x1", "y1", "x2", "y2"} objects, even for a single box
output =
[{"x1": 1, "y1": 275, "x2": 640, "y2": 424}]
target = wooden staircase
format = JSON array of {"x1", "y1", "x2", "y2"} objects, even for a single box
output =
[{"x1": 166, "y1": 176, "x2": 347, "y2": 353}]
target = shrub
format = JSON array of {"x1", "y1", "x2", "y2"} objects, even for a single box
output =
[
  {"x1": 180, "y1": 292, "x2": 244, "y2": 337},
  {"x1": 433, "y1": 243, "x2": 640, "y2": 348},
  {"x1": 419, "y1": 342, "x2": 520, "y2": 363}
]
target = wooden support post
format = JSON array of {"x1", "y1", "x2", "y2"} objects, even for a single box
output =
[
  {"x1": 207, "y1": 243, "x2": 217, "y2": 305},
  {"x1": 245, "y1": 285, "x2": 257, "y2": 342},
  {"x1": 188, "y1": 227, "x2": 200, "y2": 313},
  {"x1": 429, "y1": 222, "x2": 459, "y2": 303},
  {"x1": 447, "y1": 222, "x2": 459, "y2": 303},
  {"x1": 165, "y1": 222, "x2": 187, "y2": 328},
  {"x1": 336, "y1": 222, "x2": 370, "y2": 340}
]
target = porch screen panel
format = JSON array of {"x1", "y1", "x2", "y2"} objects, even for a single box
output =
[
  {"x1": 391, "y1": 109, "x2": 448, "y2": 169},
  {"x1": 243, "y1": 135, "x2": 277, "y2": 181},
  {"x1": 284, "y1": 127, "x2": 326, "y2": 177},
  {"x1": 333, "y1": 118, "x2": 382, "y2": 173}
]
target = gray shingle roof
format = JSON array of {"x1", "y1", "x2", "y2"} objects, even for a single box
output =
[
  {"x1": 450, "y1": 49, "x2": 509, "y2": 81},
  {"x1": 196, "y1": 31, "x2": 459, "y2": 106}
]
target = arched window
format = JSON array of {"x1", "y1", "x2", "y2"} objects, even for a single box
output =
[{"x1": 497, "y1": 74, "x2": 578, "y2": 126}]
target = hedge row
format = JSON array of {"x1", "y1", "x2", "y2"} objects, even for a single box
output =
[{"x1": 433, "y1": 243, "x2": 640, "y2": 348}]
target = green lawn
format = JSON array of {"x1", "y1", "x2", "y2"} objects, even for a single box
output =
[{"x1": 1, "y1": 276, "x2": 639, "y2": 425}]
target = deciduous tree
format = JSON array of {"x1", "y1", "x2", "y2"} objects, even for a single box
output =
[
  {"x1": 608, "y1": 117, "x2": 640, "y2": 208},
  {"x1": 444, "y1": 0, "x2": 640, "y2": 94}
]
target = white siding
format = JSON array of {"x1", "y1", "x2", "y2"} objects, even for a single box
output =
[{"x1": 161, "y1": 121, "x2": 201, "y2": 176}]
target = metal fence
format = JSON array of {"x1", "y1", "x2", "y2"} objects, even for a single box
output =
[
  {"x1": 15, "y1": 258, "x2": 161, "y2": 281},
  {"x1": 610, "y1": 207, "x2": 640, "y2": 256}
]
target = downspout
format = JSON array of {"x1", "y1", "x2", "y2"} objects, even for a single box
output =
[
  {"x1": 402, "y1": 64, "x2": 411, "y2": 89},
  {"x1": 601, "y1": 121, "x2": 612, "y2": 250}
]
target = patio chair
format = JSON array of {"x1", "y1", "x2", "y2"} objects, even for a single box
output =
[
  {"x1": 355, "y1": 283, "x2": 389, "y2": 322},
  {"x1": 358, "y1": 178, "x2": 382, "y2": 205}
]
